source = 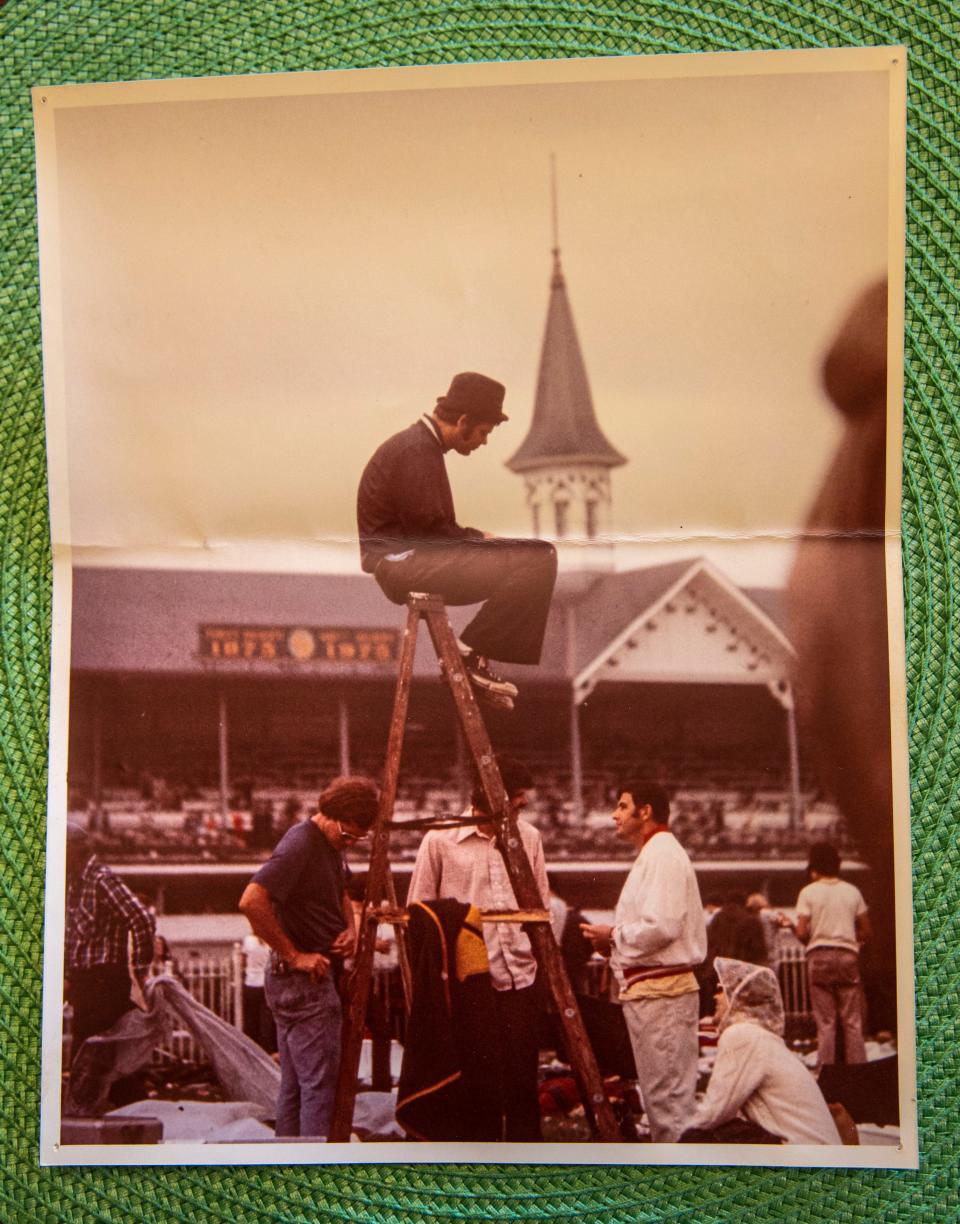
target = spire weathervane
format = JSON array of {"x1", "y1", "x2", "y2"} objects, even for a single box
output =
[
  {"x1": 550, "y1": 153, "x2": 563, "y2": 284},
  {"x1": 551, "y1": 153, "x2": 559, "y2": 252}
]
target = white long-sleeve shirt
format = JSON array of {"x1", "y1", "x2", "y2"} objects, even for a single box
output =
[
  {"x1": 406, "y1": 816, "x2": 549, "y2": 991},
  {"x1": 692, "y1": 1021, "x2": 842, "y2": 1144},
  {"x1": 610, "y1": 831, "x2": 707, "y2": 988}
]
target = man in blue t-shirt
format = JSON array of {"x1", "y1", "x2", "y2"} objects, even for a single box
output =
[{"x1": 239, "y1": 776, "x2": 379, "y2": 1138}]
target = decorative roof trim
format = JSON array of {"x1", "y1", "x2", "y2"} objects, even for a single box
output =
[
  {"x1": 695, "y1": 557, "x2": 796, "y2": 658},
  {"x1": 509, "y1": 451, "x2": 628, "y2": 473},
  {"x1": 573, "y1": 561, "x2": 702, "y2": 700},
  {"x1": 572, "y1": 559, "x2": 795, "y2": 704}
]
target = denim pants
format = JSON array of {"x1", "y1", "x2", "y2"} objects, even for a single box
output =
[
  {"x1": 806, "y1": 947, "x2": 867, "y2": 1066},
  {"x1": 264, "y1": 966, "x2": 341, "y2": 1138}
]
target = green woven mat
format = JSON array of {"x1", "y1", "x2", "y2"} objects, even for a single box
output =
[{"x1": 2, "y1": 2, "x2": 957, "y2": 1220}]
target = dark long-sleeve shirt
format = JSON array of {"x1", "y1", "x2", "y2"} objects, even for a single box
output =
[{"x1": 357, "y1": 419, "x2": 482, "y2": 572}]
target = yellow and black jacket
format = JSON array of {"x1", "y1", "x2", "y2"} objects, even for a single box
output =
[{"x1": 395, "y1": 898, "x2": 496, "y2": 1141}]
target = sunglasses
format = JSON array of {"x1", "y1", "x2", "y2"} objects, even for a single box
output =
[{"x1": 337, "y1": 821, "x2": 369, "y2": 844}]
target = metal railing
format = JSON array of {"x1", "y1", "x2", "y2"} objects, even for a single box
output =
[
  {"x1": 152, "y1": 945, "x2": 244, "y2": 1065},
  {"x1": 581, "y1": 943, "x2": 814, "y2": 1031},
  {"x1": 777, "y1": 943, "x2": 813, "y2": 1027},
  {"x1": 151, "y1": 942, "x2": 814, "y2": 1067}
]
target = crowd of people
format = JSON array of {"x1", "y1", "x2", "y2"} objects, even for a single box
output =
[
  {"x1": 244, "y1": 767, "x2": 875, "y2": 1142},
  {"x1": 63, "y1": 766, "x2": 876, "y2": 1144},
  {"x1": 70, "y1": 777, "x2": 851, "y2": 868}
]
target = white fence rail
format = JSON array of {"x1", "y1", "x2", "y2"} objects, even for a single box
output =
[
  {"x1": 153, "y1": 946, "x2": 244, "y2": 1066},
  {"x1": 777, "y1": 944, "x2": 812, "y2": 1020},
  {"x1": 155, "y1": 941, "x2": 814, "y2": 1068}
]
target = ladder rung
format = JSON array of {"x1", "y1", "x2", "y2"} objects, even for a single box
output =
[
  {"x1": 406, "y1": 592, "x2": 447, "y2": 610},
  {"x1": 478, "y1": 909, "x2": 552, "y2": 924},
  {"x1": 370, "y1": 907, "x2": 552, "y2": 926}
]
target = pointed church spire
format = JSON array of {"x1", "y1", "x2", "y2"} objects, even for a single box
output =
[{"x1": 507, "y1": 160, "x2": 626, "y2": 473}]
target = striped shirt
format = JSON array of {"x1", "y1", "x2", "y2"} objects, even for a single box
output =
[{"x1": 65, "y1": 856, "x2": 156, "y2": 971}]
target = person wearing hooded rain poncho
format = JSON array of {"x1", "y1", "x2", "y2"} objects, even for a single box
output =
[{"x1": 686, "y1": 957, "x2": 842, "y2": 1145}]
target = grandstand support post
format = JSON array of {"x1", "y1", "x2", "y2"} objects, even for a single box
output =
[
  {"x1": 565, "y1": 607, "x2": 583, "y2": 820},
  {"x1": 91, "y1": 679, "x2": 103, "y2": 833},
  {"x1": 785, "y1": 690, "x2": 802, "y2": 834},
  {"x1": 569, "y1": 697, "x2": 584, "y2": 822},
  {"x1": 421, "y1": 596, "x2": 621, "y2": 1143},
  {"x1": 231, "y1": 941, "x2": 245, "y2": 1032},
  {"x1": 218, "y1": 689, "x2": 230, "y2": 825},
  {"x1": 328, "y1": 602, "x2": 420, "y2": 1143},
  {"x1": 338, "y1": 693, "x2": 351, "y2": 776}
]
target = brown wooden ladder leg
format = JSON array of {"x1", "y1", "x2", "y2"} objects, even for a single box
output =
[
  {"x1": 327, "y1": 599, "x2": 419, "y2": 1142},
  {"x1": 329, "y1": 592, "x2": 621, "y2": 1143}
]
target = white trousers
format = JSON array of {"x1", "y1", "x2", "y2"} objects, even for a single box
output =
[{"x1": 622, "y1": 991, "x2": 700, "y2": 1142}]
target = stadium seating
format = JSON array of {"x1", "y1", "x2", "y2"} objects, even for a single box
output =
[{"x1": 70, "y1": 748, "x2": 850, "y2": 865}]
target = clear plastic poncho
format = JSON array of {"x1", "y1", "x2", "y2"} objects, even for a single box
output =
[{"x1": 714, "y1": 956, "x2": 785, "y2": 1038}]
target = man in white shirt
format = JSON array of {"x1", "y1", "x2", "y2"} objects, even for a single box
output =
[
  {"x1": 406, "y1": 757, "x2": 549, "y2": 1140},
  {"x1": 582, "y1": 779, "x2": 707, "y2": 1142},
  {"x1": 794, "y1": 842, "x2": 871, "y2": 1066}
]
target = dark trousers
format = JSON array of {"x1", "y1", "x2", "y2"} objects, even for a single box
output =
[
  {"x1": 459, "y1": 979, "x2": 542, "y2": 1141},
  {"x1": 66, "y1": 964, "x2": 135, "y2": 1062},
  {"x1": 680, "y1": 1119, "x2": 784, "y2": 1144},
  {"x1": 375, "y1": 537, "x2": 557, "y2": 665}
]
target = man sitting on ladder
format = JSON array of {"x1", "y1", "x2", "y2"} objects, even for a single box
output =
[
  {"x1": 406, "y1": 756, "x2": 550, "y2": 1141},
  {"x1": 357, "y1": 371, "x2": 557, "y2": 712}
]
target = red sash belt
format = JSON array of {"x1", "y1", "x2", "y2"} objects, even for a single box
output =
[{"x1": 622, "y1": 961, "x2": 699, "y2": 984}]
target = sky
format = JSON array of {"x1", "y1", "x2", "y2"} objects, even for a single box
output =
[{"x1": 44, "y1": 54, "x2": 895, "y2": 586}]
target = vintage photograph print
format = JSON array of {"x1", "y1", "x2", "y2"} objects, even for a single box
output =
[{"x1": 34, "y1": 48, "x2": 915, "y2": 1166}]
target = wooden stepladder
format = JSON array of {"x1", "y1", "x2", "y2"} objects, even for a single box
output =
[{"x1": 328, "y1": 592, "x2": 620, "y2": 1143}]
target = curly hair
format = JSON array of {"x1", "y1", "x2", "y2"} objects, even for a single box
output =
[{"x1": 317, "y1": 776, "x2": 380, "y2": 831}]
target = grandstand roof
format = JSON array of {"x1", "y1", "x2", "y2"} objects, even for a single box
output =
[
  {"x1": 71, "y1": 567, "x2": 415, "y2": 678},
  {"x1": 72, "y1": 562, "x2": 790, "y2": 687},
  {"x1": 741, "y1": 586, "x2": 786, "y2": 628}
]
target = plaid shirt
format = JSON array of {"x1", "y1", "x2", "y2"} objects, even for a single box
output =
[{"x1": 65, "y1": 856, "x2": 155, "y2": 971}]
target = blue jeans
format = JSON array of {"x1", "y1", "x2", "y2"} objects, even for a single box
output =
[{"x1": 264, "y1": 966, "x2": 341, "y2": 1138}]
